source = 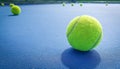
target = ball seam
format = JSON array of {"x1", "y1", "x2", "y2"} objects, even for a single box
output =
[
  {"x1": 90, "y1": 31, "x2": 102, "y2": 50},
  {"x1": 67, "y1": 17, "x2": 80, "y2": 37}
]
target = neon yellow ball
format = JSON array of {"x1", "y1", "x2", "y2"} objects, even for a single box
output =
[
  {"x1": 11, "y1": 5, "x2": 21, "y2": 15},
  {"x1": 66, "y1": 15, "x2": 103, "y2": 51}
]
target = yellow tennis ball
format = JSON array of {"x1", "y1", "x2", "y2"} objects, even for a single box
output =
[
  {"x1": 11, "y1": 5, "x2": 21, "y2": 15},
  {"x1": 66, "y1": 15, "x2": 103, "y2": 51}
]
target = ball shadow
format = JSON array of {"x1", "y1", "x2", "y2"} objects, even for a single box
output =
[
  {"x1": 61, "y1": 48, "x2": 101, "y2": 69},
  {"x1": 8, "y1": 14, "x2": 18, "y2": 16}
]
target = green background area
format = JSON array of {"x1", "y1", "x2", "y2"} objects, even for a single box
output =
[{"x1": 0, "y1": 0, "x2": 120, "y2": 4}]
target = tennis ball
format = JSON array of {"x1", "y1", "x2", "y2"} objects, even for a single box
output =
[
  {"x1": 10, "y1": 3, "x2": 14, "y2": 7},
  {"x1": 11, "y1": 5, "x2": 21, "y2": 15},
  {"x1": 62, "y1": 2, "x2": 65, "y2": 6},
  {"x1": 105, "y1": 3, "x2": 108, "y2": 6},
  {"x1": 1, "y1": 3, "x2": 4, "y2": 6},
  {"x1": 66, "y1": 15, "x2": 103, "y2": 51},
  {"x1": 71, "y1": 3, "x2": 74, "y2": 6},
  {"x1": 80, "y1": 3, "x2": 83, "y2": 6}
]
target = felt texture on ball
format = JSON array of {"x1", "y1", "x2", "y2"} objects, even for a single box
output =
[
  {"x1": 11, "y1": 5, "x2": 21, "y2": 15},
  {"x1": 66, "y1": 15, "x2": 103, "y2": 51}
]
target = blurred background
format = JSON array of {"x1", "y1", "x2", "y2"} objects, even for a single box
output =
[{"x1": 0, "y1": 0, "x2": 120, "y2": 4}]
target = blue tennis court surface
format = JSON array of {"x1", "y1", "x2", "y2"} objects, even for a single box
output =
[{"x1": 0, "y1": 4, "x2": 120, "y2": 69}]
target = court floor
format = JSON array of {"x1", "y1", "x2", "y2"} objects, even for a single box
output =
[{"x1": 0, "y1": 4, "x2": 120, "y2": 69}]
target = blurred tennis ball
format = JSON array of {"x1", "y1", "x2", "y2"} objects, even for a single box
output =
[
  {"x1": 1, "y1": 3, "x2": 4, "y2": 6},
  {"x1": 62, "y1": 2, "x2": 65, "y2": 6},
  {"x1": 11, "y1": 5, "x2": 21, "y2": 15},
  {"x1": 10, "y1": 3, "x2": 15, "y2": 7},
  {"x1": 80, "y1": 3, "x2": 83, "y2": 6},
  {"x1": 71, "y1": 3, "x2": 74, "y2": 6}
]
